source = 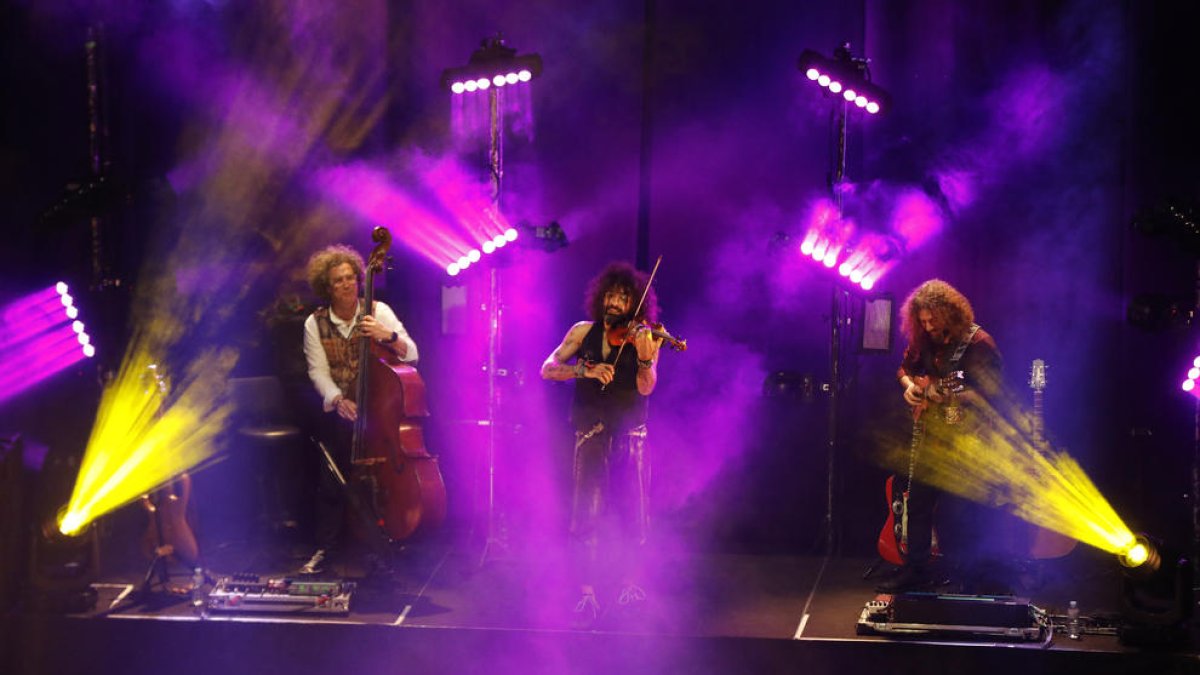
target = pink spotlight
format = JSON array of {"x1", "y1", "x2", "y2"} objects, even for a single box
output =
[
  {"x1": 1189, "y1": 367, "x2": 1200, "y2": 381},
  {"x1": 805, "y1": 68, "x2": 820, "y2": 80},
  {"x1": 56, "y1": 282, "x2": 69, "y2": 295},
  {"x1": 504, "y1": 227, "x2": 518, "y2": 241},
  {"x1": 66, "y1": 305, "x2": 78, "y2": 319},
  {"x1": 518, "y1": 70, "x2": 532, "y2": 82},
  {"x1": 83, "y1": 344, "x2": 95, "y2": 358},
  {"x1": 61, "y1": 293, "x2": 73, "y2": 308},
  {"x1": 866, "y1": 101, "x2": 880, "y2": 114},
  {"x1": 799, "y1": 231, "x2": 818, "y2": 256},
  {"x1": 493, "y1": 234, "x2": 507, "y2": 248},
  {"x1": 505, "y1": 73, "x2": 519, "y2": 84},
  {"x1": 476, "y1": 78, "x2": 490, "y2": 90},
  {"x1": 72, "y1": 320, "x2": 84, "y2": 334},
  {"x1": 1186, "y1": 378, "x2": 1196, "y2": 392},
  {"x1": 828, "y1": 81, "x2": 843, "y2": 94},
  {"x1": 817, "y1": 74, "x2": 831, "y2": 87},
  {"x1": 464, "y1": 80, "x2": 478, "y2": 92},
  {"x1": 457, "y1": 255, "x2": 470, "y2": 268},
  {"x1": 482, "y1": 240, "x2": 496, "y2": 254},
  {"x1": 468, "y1": 249, "x2": 482, "y2": 263},
  {"x1": 855, "y1": 96, "x2": 867, "y2": 108},
  {"x1": 492, "y1": 75, "x2": 506, "y2": 87},
  {"x1": 451, "y1": 82, "x2": 466, "y2": 94},
  {"x1": 843, "y1": 89, "x2": 857, "y2": 101}
]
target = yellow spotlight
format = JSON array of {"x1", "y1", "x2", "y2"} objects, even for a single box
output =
[{"x1": 1118, "y1": 534, "x2": 1161, "y2": 575}]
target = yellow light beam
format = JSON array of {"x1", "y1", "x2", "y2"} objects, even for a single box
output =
[{"x1": 875, "y1": 396, "x2": 1136, "y2": 555}]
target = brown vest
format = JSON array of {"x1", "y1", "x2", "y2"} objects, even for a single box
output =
[{"x1": 314, "y1": 306, "x2": 361, "y2": 401}]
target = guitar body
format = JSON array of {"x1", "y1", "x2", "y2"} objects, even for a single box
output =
[
  {"x1": 1026, "y1": 359, "x2": 1077, "y2": 560},
  {"x1": 140, "y1": 473, "x2": 200, "y2": 568}
]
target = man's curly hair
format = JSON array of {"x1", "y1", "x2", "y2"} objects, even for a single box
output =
[
  {"x1": 584, "y1": 262, "x2": 659, "y2": 324},
  {"x1": 306, "y1": 244, "x2": 365, "y2": 302},
  {"x1": 899, "y1": 278, "x2": 975, "y2": 346}
]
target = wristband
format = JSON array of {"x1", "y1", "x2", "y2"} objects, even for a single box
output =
[
  {"x1": 382, "y1": 331, "x2": 399, "y2": 344},
  {"x1": 637, "y1": 358, "x2": 654, "y2": 369},
  {"x1": 574, "y1": 361, "x2": 586, "y2": 378}
]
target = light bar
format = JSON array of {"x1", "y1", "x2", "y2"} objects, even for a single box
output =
[
  {"x1": 442, "y1": 37, "x2": 543, "y2": 96},
  {"x1": 797, "y1": 48, "x2": 890, "y2": 115}
]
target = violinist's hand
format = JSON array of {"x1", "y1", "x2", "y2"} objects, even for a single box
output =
[
  {"x1": 333, "y1": 395, "x2": 358, "y2": 421},
  {"x1": 359, "y1": 315, "x2": 391, "y2": 342},
  {"x1": 903, "y1": 382, "x2": 925, "y2": 407},
  {"x1": 585, "y1": 363, "x2": 615, "y2": 385},
  {"x1": 633, "y1": 326, "x2": 661, "y2": 362}
]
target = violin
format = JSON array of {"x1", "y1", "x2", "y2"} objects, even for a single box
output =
[{"x1": 606, "y1": 318, "x2": 687, "y2": 352}]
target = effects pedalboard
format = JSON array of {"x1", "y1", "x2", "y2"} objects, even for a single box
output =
[
  {"x1": 857, "y1": 592, "x2": 1047, "y2": 641},
  {"x1": 206, "y1": 574, "x2": 354, "y2": 615}
]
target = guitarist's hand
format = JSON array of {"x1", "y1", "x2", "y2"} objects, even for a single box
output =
[
  {"x1": 923, "y1": 383, "x2": 945, "y2": 403},
  {"x1": 903, "y1": 381, "x2": 926, "y2": 407}
]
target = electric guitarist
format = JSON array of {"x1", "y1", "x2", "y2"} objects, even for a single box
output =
[{"x1": 877, "y1": 279, "x2": 1003, "y2": 593}]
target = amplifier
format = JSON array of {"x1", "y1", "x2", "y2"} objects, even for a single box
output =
[
  {"x1": 857, "y1": 592, "x2": 1045, "y2": 641},
  {"x1": 206, "y1": 574, "x2": 354, "y2": 615}
]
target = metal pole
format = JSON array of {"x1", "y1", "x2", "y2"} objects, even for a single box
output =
[
  {"x1": 823, "y1": 98, "x2": 849, "y2": 556},
  {"x1": 481, "y1": 84, "x2": 506, "y2": 565}
]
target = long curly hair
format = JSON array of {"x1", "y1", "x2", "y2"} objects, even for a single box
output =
[
  {"x1": 306, "y1": 244, "x2": 365, "y2": 302},
  {"x1": 584, "y1": 261, "x2": 659, "y2": 324},
  {"x1": 899, "y1": 278, "x2": 975, "y2": 346}
]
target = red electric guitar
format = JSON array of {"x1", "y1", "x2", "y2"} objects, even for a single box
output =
[
  {"x1": 1026, "y1": 359, "x2": 1077, "y2": 559},
  {"x1": 877, "y1": 371, "x2": 964, "y2": 566}
]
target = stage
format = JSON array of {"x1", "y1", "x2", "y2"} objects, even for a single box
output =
[{"x1": 6, "y1": 533, "x2": 1197, "y2": 675}]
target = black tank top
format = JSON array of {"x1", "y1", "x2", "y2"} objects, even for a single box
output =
[{"x1": 570, "y1": 321, "x2": 648, "y2": 433}]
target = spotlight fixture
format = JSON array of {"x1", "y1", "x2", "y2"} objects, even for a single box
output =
[
  {"x1": 445, "y1": 228, "x2": 521, "y2": 277},
  {"x1": 1114, "y1": 533, "x2": 1192, "y2": 646},
  {"x1": 441, "y1": 35, "x2": 543, "y2": 95},
  {"x1": 797, "y1": 43, "x2": 891, "y2": 115}
]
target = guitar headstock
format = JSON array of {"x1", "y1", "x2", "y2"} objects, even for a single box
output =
[{"x1": 1029, "y1": 359, "x2": 1047, "y2": 392}]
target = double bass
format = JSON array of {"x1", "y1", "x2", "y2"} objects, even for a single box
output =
[{"x1": 350, "y1": 227, "x2": 446, "y2": 541}]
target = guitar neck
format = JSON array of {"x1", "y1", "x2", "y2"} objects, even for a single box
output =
[{"x1": 1032, "y1": 389, "x2": 1044, "y2": 449}]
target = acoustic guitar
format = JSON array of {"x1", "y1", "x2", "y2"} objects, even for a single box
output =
[
  {"x1": 1026, "y1": 359, "x2": 1077, "y2": 559},
  {"x1": 140, "y1": 473, "x2": 200, "y2": 569}
]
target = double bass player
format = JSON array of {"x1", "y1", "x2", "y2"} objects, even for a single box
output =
[{"x1": 301, "y1": 243, "x2": 418, "y2": 575}]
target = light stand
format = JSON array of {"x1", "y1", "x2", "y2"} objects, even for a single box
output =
[
  {"x1": 442, "y1": 36, "x2": 543, "y2": 566},
  {"x1": 797, "y1": 42, "x2": 890, "y2": 555}
]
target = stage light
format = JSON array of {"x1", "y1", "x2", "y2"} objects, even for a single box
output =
[
  {"x1": 504, "y1": 227, "x2": 518, "y2": 241},
  {"x1": 441, "y1": 35, "x2": 543, "y2": 95},
  {"x1": 1114, "y1": 533, "x2": 1192, "y2": 646},
  {"x1": 447, "y1": 262, "x2": 461, "y2": 276},
  {"x1": 797, "y1": 44, "x2": 891, "y2": 115},
  {"x1": 468, "y1": 249, "x2": 482, "y2": 263},
  {"x1": 481, "y1": 241, "x2": 496, "y2": 254}
]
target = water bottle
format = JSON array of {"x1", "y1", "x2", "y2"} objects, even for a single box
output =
[
  {"x1": 191, "y1": 567, "x2": 206, "y2": 612},
  {"x1": 1066, "y1": 600, "x2": 1080, "y2": 640}
]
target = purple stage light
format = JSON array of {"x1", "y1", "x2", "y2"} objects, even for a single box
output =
[
  {"x1": 447, "y1": 262, "x2": 461, "y2": 277},
  {"x1": 505, "y1": 73, "x2": 519, "y2": 85},
  {"x1": 451, "y1": 82, "x2": 466, "y2": 94},
  {"x1": 482, "y1": 240, "x2": 496, "y2": 254},
  {"x1": 1183, "y1": 355, "x2": 1200, "y2": 399},
  {"x1": 493, "y1": 234, "x2": 507, "y2": 248},
  {"x1": 440, "y1": 37, "x2": 542, "y2": 95},
  {"x1": 797, "y1": 47, "x2": 891, "y2": 115},
  {"x1": 504, "y1": 227, "x2": 518, "y2": 241},
  {"x1": 468, "y1": 249, "x2": 482, "y2": 263},
  {"x1": 517, "y1": 70, "x2": 532, "y2": 82}
]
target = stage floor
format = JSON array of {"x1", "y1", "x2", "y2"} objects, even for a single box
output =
[{"x1": 7, "y1": 529, "x2": 1198, "y2": 674}]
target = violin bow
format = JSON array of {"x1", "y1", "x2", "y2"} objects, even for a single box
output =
[{"x1": 604, "y1": 255, "x2": 662, "y2": 389}]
